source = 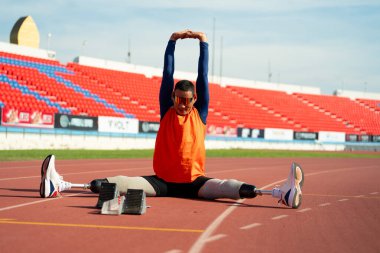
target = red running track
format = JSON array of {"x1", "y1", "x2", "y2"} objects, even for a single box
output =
[{"x1": 0, "y1": 157, "x2": 379, "y2": 253}]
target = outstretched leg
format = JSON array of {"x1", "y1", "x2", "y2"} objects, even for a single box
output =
[
  {"x1": 255, "y1": 162, "x2": 304, "y2": 208},
  {"x1": 40, "y1": 155, "x2": 73, "y2": 198},
  {"x1": 198, "y1": 179, "x2": 257, "y2": 200},
  {"x1": 106, "y1": 176, "x2": 156, "y2": 197},
  {"x1": 197, "y1": 162, "x2": 304, "y2": 209},
  {"x1": 39, "y1": 154, "x2": 157, "y2": 198}
]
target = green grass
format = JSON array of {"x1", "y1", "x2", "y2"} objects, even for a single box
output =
[{"x1": 0, "y1": 149, "x2": 379, "y2": 161}]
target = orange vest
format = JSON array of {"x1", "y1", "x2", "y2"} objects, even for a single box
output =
[{"x1": 153, "y1": 107, "x2": 206, "y2": 183}]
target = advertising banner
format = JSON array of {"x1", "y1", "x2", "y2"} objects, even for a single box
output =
[
  {"x1": 318, "y1": 131, "x2": 346, "y2": 142},
  {"x1": 294, "y1": 131, "x2": 318, "y2": 141},
  {"x1": 207, "y1": 125, "x2": 237, "y2": 137},
  {"x1": 139, "y1": 121, "x2": 160, "y2": 133},
  {"x1": 264, "y1": 128, "x2": 294, "y2": 141},
  {"x1": 1, "y1": 107, "x2": 54, "y2": 128},
  {"x1": 54, "y1": 114, "x2": 98, "y2": 131},
  {"x1": 98, "y1": 116, "x2": 139, "y2": 134},
  {"x1": 346, "y1": 134, "x2": 358, "y2": 142},
  {"x1": 237, "y1": 127, "x2": 264, "y2": 138},
  {"x1": 359, "y1": 135, "x2": 371, "y2": 142}
]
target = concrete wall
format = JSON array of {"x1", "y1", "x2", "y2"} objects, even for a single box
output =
[
  {"x1": 334, "y1": 89, "x2": 380, "y2": 100},
  {"x1": 0, "y1": 127, "x2": 347, "y2": 151},
  {"x1": 0, "y1": 41, "x2": 55, "y2": 59}
]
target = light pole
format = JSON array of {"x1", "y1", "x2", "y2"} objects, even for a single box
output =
[
  {"x1": 47, "y1": 33, "x2": 52, "y2": 51},
  {"x1": 219, "y1": 36, "x2": 223, "y2": 85},
  {"x1": 211, "y1": 17, "x2": 216, "y2": 83},
  {"x1": 127, "y1": 37, "x2": 131, "y2": 63},
  {"x1": 81, "y1": 40, "x2": 87, "y2": 55}
]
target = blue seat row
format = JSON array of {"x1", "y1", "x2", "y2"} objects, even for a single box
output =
[
  {"x1": 0, "y1": 74, "x2": 71, "y2": 114},
  {"x1": 1, "y1": 57, "x2": 134, "y2": 118}
]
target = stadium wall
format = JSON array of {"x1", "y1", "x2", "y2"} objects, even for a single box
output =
[
  {"x1": 334, "y1": 89, "x2": 380, "y2": 100},
  {"x1": 1, "y1": 112, "x2": 379, "y2": 151},
  {"x1": 0, "y1": 41, "x2": 55, "y2": 59},
  {"x1": 3, "y1": 126, "x2": 379, "y2": 152}
]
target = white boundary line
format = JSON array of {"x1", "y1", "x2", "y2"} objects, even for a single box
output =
[
  {"x1": 240, "y1": 223, "x2": 262, "y2": 230},
  {"x1": 0, "y1": 167, "x2": 151, "y2": 181},
  {"x1": 203, "y1": 234, "x2": 227, "y2": 243},
  {"x1": 0, "y1": 192, "x2": 87, "y2": 212},
  {"x1": 271, "y1": 214, "x2": 288, "y2": 220},
  {"x1": 0, "y1": 160, "x2": 145, "y2": 170}
]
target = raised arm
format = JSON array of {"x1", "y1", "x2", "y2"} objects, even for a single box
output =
[
  {"x1": 159, "y1": 30, "x2": 209, "y2": 122},
  {"x1": 159, "y1": 30, "x2": 192, "y2": 119},
  {"x1": 192, "y1": 32, "x2": 209, "y2": 124}
]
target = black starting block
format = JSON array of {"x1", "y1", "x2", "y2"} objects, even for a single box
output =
[
  {"x1": 96, "y1": 183, "x2": 118, "y2": 208},
  {"x1": 123, "y1": 189, "x2": 146, "y2": 215}
]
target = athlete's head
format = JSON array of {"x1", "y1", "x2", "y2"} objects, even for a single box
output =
[{"x1": 172, "y1": 80, "x2": 197, "y2": 116}]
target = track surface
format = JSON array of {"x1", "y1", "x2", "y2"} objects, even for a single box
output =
[{"x1": 0, "y1": 157, "x2": 379, "y2": 253}]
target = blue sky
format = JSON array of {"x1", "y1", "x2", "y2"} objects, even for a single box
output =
[{"x1": 1, "y1": 0, "x2": 379, "y2": 94}]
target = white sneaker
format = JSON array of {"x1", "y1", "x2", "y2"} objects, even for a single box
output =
[
  {"x1": 39, "y1": 155, "x2": 71, "y2": 198},
  {"x1": 272, "y1": 162, "x2": 304, "y2": 209}
]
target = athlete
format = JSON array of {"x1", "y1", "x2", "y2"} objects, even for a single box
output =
[{"x1": 39, "y1": 30, "x2": 304, "y2": 208}]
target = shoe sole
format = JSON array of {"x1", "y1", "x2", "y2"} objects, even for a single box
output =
[
  {"x1": 291, "y1": 162, "x2": 304, "y2": 209},
  {"x1": 39, "y1": 154, "x2": 53, "y2": 198},
  {"x1": 291, "y1": 187, "x2": 302, "y2": 209},
  {"x1": 292, "y1": 162, "x2": 304, "y2": 188}
]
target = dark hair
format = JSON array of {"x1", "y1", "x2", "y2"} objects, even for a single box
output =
[{"x1": 175, "y1": 80, "x2": 195, "y2": 94}]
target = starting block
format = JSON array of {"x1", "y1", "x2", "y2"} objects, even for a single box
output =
[
  {"x1": 101, "y1": 195, "x2": 125, "y2": 215},
  {"x1": 123, "y1": 189, "x2": 146, "y2": 215},
  {"x1": 96, "y1": 183, "x2": 118, "y2": 208},
  {"x1": 100, "y1": 188, "x2": 147, "y2": 215}
]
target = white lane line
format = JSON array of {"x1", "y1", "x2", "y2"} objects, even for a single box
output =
[
  {"x1": 0, "y1": 167, "x2": 151, "y2": 181},
  {"x1": 206, "y1": 164, "x2": 291, "y2": 175},
  {"x1": 297, "y1": 208, "x2": 312, "y2": 213},
  {"x1": 165, "y1": 250, "x2": 182, "y2": 253},
  {"x1": 203, "y1": 234, "x2": 227, "y2": 243},
  {"x1": 370, "y1": 192, "x2": 378, "y2": 195},
  {"x1": 271, "y1": 215, "x2": 288, "y2": 220},
  {"x1": 240, "y1": 223, "x2": 262, "y2": 230},
  {"x1": 0, "y1": 192, "x2": 87, "y2": 212},
  {"x1": 338, "y1": 198, "x2": 349, "y2": 202},
  {"x1": 0, "y1": 175, "x2": 41, "y2": 181},
  {"x1": 319, "y1": 202, "x2": 331, "y2": 207},
  {"x1": 355, "y1": 195, "x2": 365, "y2": 198},
  {"x1": 0, "y1": 161, "x2": 146, "y2": 170}
]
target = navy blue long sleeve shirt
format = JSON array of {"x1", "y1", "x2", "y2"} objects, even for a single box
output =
[{"x1": 159, "y1": 40, "x2": 209, "y2": 124}]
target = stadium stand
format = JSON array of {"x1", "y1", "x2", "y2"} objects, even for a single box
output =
[
  {"x1": 294, "y1": 93, "x2": 380, "y2": 135},
  {"x1": 0, "y1": 52, "x2": 133, "y2": 118},
  {"x1": 226, "y1": 86, "x2": 363, "y2": 134},
  {"x1": 1, "y1": 49, "x2": 380, "y2": 135},
  {"x1": 356, "y1": 98, "x2": 380, "y2": 113},
  {"x1": 64, "y1": 63, "x2": 160, "y2": 121},
  {"x1": 209, "y1": 83, "x2": 296, "y2": 129}
]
